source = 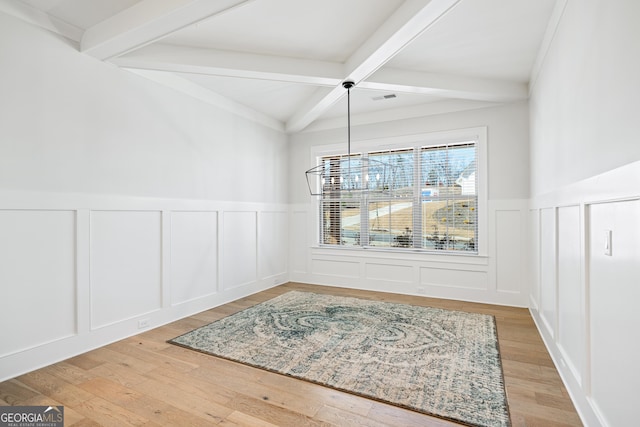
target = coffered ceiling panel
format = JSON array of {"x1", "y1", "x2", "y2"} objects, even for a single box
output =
[
  {"x1": 163, "y1": 0, "x2": 405, "y2": 62},
  {"x1": 387, "y1": 0, "x2": 558, "y2": 82}
]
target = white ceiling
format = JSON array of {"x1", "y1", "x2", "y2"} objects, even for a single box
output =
[{"x1": 16, "y1": 0, "x2": 559, "y2": 132}]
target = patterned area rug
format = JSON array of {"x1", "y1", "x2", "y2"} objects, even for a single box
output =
[{"x1": 169, "y1": 291, "x2": 510, "y2": 427}]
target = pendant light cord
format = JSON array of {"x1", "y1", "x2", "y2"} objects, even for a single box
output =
[
  {"x1": 347, "y1": 84, "x2": 351, "y2": 158},
  {"x1": 343, "y1": 81, "x2": 354, "y2": 189},
  {"x1": 347, "y1": 84, "x2": 351, "y2": 187}
]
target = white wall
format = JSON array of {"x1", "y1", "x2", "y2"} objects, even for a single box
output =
[
  {"x1": 0, "y1": 12, "x2": 288, "y2": 381},
  {"x1": 0, "y1": 14, "x2": 287, "y2": 203},
  {"x1": 529, "y1": 0, "x2": 640, "y2": 197},
  {"x1": 528, "y1": 1, "x2": 640, "y2": 426},
  {"x1": 289, "y1": 102, "x2": 530, "y2": 307}
]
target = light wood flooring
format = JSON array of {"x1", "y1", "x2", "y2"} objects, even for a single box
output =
[{"x1": 0, "y1": 282, "x2": 582, "y2": 426}]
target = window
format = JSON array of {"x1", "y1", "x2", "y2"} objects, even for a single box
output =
[{"x1": 316, "y1": 132, "x2": 483, "y2": 254}]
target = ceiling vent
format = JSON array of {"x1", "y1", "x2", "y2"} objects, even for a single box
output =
[{"x1": 372, "y1": 94, "x2": 397, "y2": 101}]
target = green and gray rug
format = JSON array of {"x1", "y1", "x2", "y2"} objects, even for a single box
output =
[{"x1": 169, "y1": 291, "x2": 510, "y2": 427}]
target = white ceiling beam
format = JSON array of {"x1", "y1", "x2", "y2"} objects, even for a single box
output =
[
  {"x1": 361, "y1": 68, "x2": 529, "y2": 102},
  {"x1": 343, "y1": 0, "x2": 461, "y2": 82},
  {"x1": 113, "y1": 44, "x2": 524, "y2": 111},
  {"x1": 113, "y1": 43, "x2": 343, "y2": 86},
  {"x1": 81, "y1": 0, "x2": 254, "y2": 60},
  {"x1": 285, "y1": 0, "x2": 462, "y2": 133}
]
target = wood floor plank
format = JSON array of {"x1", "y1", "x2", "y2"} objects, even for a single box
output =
[
  {"x1": 314, "y1": 404, "x2": 391, "y2": 427},
  {"x1": 78, "y1": 377, "x2": 218, "y2": 427},
  {"x1": 142, "y1": 365, "x2": 236, "y2": 406},
  {"x1": 367, "y1": 401, "x2": 460, "y2": 427},
  {"x1": 17, "y1": 370, "x2": 94, "y2": 408},
  {"x1": 130, "y1": 377, "x2": 233, "y2": 424},
  {"x1": 0, "y1": 379, "x2": 40, "y2": 405},
  {"x1": 73, "y1": 396, "x2": 155, "y2": 427},
  {"x1": 0, "y1": 282, "x2": 582, "y2": 426},
  {"x1": 42, "y1": 362, "x2": 97, "y2": 385},
  {"x1": 256, "y1": 369, "x2": 374, "y2": 417},
  {"x1": 221, "y1": 410, "x2": 280, "y2": 427},
  {"x1": 224, "y1": 394, "x2": 330, "y2": 427}
]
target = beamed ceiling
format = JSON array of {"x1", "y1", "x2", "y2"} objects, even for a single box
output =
[{"x1": 9, "y1": 0, "x2": 561, "y2": 133}]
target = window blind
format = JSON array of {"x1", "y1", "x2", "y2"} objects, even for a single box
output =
[{"x1": 319, "y1": 141, "x2": 478, "y2": 253}]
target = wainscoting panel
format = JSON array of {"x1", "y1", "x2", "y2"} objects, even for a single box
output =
[
  {"x1": 495, "y1": 209, "x2": 522, "y2": 294},
  {"x1": 556, "y1": 205, "x2": 583, "y2": 385},
  {"x1": 529, "y1": 161, "x2": 640, "y2": 427},
  {"x1": 0, "y1": 191, "x2": 287, "y2": 382},
  {"x1": 311, "y1": 259, "x2": 360, "y2": 279},
  {"x1": 0, "y1": 189, "x2": 290, "y2": 381},
  {"x1": 222, "y1": 211, "x2": 257, "y2": 290},
  {"x1": 420, "y1": 267, "x2": 488, "y2": 290},
  {"x1": 364, "y1": 262, "x2": 414, "y2": 284},
  {"x1": 258, "y1": 211, "x2": 288, "y2": 280},
  {"x1": 528, "y1": 209, "x2": 541, "y2": 309},
  {"x1": 539, "y1": 207, "x2": 557, "y2": 338},
  {"x1": 170, "y1": 211, "x2": 218, "y2": 305},
  {"x1": 290, "y1": 210, "x2": 309, "y2": 275},
  {"x1": 291, "y1": 199, "x2": 527, "y2": 307},
  {"x1": 588, "y1": 199, "x2": 640, "y2": 427},
  {"x1": 0, "y1": 210, "x2": 76, "y2": 357},
  {"x1": 90, "y1": 210, "x2": 163, "y2": 329}
]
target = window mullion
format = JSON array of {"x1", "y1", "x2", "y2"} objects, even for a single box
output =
[
  {"x1": 360, "y1": 154, "x2": 369, "y2": 247},
  {"x1": 412, "y1": 147, "x2": 422, "y2": 248}
]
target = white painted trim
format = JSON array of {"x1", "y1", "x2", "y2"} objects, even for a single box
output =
[
  {"x1": 579, "y1": 202, "x2": 591, "y2": 396},
  {"x1": 310, "y1": 246, "x2": 489, "y2": 266},
  {"x1": 80, "y1": 0, "x2": 255, "y2": 60},
  {"x1": 0, "y1": 189, "x2": 287, "y2": 212},
  {"x1": 76, "y1": 209, "x2": 90, "y2": 336},
  {"x1": 529, "y1": 208, "x2": 541, "y2": 311},
  {"x1": 531, "y1": 160, "x2": 640, "y2": 209},
  {"x1": 0, "y1": 190, "x2": 288, "y2": 382},
  {"x1": 309, "y1": 126, "x2": 488, "y2": 257},
  {"x1": 530, "y1": 161, "x2": 640, "y2": 427},
  {"x1": 292, "y1": 198, "x2": 527, "y2": 308},
  {"x1": 530, "y1": 306, "x2": 601, "y2": 427},
  {"x1": 161, "y1": 210, "x2": 172, "y2": 309},
  {"x1": 286, "y1": 0, "x2": 462, "y2": 132},
  {"x1": 529, "y1": 0, "x2": 568, "y2": 95},
  {"x1": 114, "y1": 43, "x2": 344, "y2": 86}
]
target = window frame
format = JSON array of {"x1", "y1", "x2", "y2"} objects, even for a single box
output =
[{"x1": 309, "y1": 127, "x2": 488, "y2": 257}]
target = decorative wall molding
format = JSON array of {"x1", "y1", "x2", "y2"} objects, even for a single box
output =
[
  {"x1": 0, "y1": 190, "x2": 288, "y2": 382},
  {"x1": 529, "y1": 160, "x2": 640, "y2": 427},
  {"x1": 290, "y1": 199, "x2": 529, "y2": 307}
]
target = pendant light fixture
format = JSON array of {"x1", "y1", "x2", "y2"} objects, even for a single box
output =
[{"x1": 305, "y1": 81, "x2": 395, "y2": 196}]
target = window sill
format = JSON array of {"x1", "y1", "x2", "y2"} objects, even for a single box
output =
[{"x1": 310, "y1": 245, "x2": 489, "y2": 266}]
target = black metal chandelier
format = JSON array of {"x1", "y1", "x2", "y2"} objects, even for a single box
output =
[{"x1": 305, "y1": 81, "x2": 395, "y2": 196}]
